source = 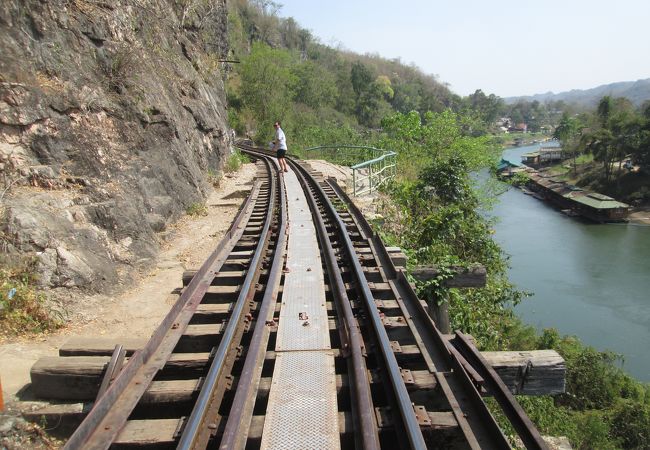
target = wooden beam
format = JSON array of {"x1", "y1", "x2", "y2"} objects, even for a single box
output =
[
  {"x1": 481, "y1": 350, "x2": 566, "y2": 396},
  {"x1": 410, "y1": 265, "x2": 487, "y2": 332},
  {"x1": 30, "y1": 345, "x2": 564, "y2": 400},
  {"x1": 182, "y1": 248, "x2": 407, "y2": 285},
  {"x1": 410, "y1": 265, "x2": 487, "y2": 288}
]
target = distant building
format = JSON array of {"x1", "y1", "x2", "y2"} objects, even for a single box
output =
[
  {"x1": 527, "y1": 172, "x2": 630, "y2": 222},
  {"x1": 539, "y1": 146, "x2": 564, "y2": 163},
  {"x1": 521, "y1": 145, "x2": 564, "y2": 167},
  {"x1": 496, "y1": 117, "x2": 512, "y2": 128},
  {"x1": 508, "y1": 123, "x2": 528, "y2": 133}
]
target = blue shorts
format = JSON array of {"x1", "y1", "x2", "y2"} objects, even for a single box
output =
[{"x1": 276, "y1": 149, "x2": 287, "y2": 158}]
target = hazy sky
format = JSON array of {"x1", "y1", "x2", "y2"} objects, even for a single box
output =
[{"x1": 276, "y1": 0, "x2": 650, "y2": 98}]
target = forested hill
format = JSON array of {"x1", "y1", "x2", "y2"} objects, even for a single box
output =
[
  {"x1": 226, "y1": 1, "x2": 571, "y2": 142},
  {"x1": 505, "y1": 78, "x2": 650, "y2": 107},
  {"x1": 226, "y1": 0, "x2": 477, "y2": 144}
]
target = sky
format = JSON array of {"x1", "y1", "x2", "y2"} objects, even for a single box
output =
[{"x1": 275, "y1": 0, "x2": 650, "y2": 98}]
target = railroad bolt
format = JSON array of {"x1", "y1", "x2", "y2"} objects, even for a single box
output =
[{"x1": 208, "y1": 423, "x2": 217, "y2": 430}]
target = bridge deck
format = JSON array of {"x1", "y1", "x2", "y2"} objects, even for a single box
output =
[{"x1": 260, "y1": 168, "x2": 340, "y2": 449}]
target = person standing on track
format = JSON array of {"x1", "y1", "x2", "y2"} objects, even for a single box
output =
[{"x1": 273, "y1": 121, "x2": 289, "y2": 173}]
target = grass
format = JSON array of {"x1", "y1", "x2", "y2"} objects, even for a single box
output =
[
  {"x1": 0, "y1": 258, "x2": 63, "y2": 337},
  {"x1": 186, "y1": 202, "x2": 208, "y2": 216},
  {"x1": 224, "y1": 150, "x2": 248, "y2": 173}
]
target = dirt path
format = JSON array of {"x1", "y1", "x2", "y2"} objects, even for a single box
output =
[{"x1": 0, "y1": 163, "x2": 258, "y2": 403}]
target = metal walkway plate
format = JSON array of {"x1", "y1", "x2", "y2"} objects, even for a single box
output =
[
  {"x1": 261, "y1": 169, "x2": 339, "y2": 449},
  {"x1": 275, "y1": 171, "x2": 330, "y2": 352},
  {"x1": 260, "y1": 351, "x2": 338, "y2": 449}
]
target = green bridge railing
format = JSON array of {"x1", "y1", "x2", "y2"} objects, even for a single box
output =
[{"x1": 304, "y1": 145, "x2": 397, "y2": 196}]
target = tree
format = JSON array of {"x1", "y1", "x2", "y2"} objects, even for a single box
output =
[
  {"x1": 597, "y1": 96, "x2": 613, "y2": 127},
  {"x1": 582, "y1": 128, "x2": 615, "y2": 182},
  {"x1": 292, "y1": 60, "x2": 338, "y2": 109},
  {"x1": 356, "y1": 81, "x2": 392, "y2": 127},
  {"x1": 239, "y1": 42, "x2": 297, "y2": 139},
  {"x1": 635, "y1": 103, "x2": 650, "y2": 169},
  {"x1": 391, "y1": 81, "x2": 421, "y2": 113},
  {"x1": 582, "y1": 97, "x2": 641, "y2": 183},
  {"x1": 466, "y1": 89, "x2": 504, "y2": 127},
  {"x1": 553, "y1": 113, "x2": 582, "y2": 175},
  {"x1": 350, "y1": 61, "x2": 374, "y2": 98}
]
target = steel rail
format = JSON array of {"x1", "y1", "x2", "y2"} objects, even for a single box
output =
[
  {"x1": 452, "y1": 332, "x2": 549, "y2": 450},
  {"x1": 287, "y1": 158, "x2": 427, "y2": 450},
  {"x1": 239, "y1": 145, "x2": 544, "y2": 448},
  {"x1": 178, "y1": 157, "x2": 278, "y2": 450},
  {"x1": 328, "y1": 179, "x2": 542, "y2": 449},
  {"x1": 290, "y1": 158, "x2": 381, "y2": 450},
  {"x1": 217, "y1": 151, "x2": 288, "y2": 450},
  {"x1": 64, "y1": 179, "x2": 264, "y2": 450}
]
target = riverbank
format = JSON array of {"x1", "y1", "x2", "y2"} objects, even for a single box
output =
[{"x1": 628, "y1": 206, "x2": 650, "y2": 225}]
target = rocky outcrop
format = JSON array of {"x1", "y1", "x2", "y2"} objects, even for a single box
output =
[{"x1": 0, "y1": 0, "x2": 231, "y2": 291}]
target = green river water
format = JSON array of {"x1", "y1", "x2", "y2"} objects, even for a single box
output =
[{"x1": 491, "y1": 144, "x2": 650, "y2": 381}]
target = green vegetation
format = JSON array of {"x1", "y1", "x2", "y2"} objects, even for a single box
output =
[
  {"x1": 508, "y1": 171, "x2": 530, "y2": 187},
  {"x1": 226, "y1": 0, "x2": 473, "y2": 149},
  {"x1": 553, "y1": 97, "x2": 650, "y2": 203},
  {"x1": 499, "y1": 328, "x2": 650, "y2": 449},
  {"x1": 186, "y1": 202, "x2": 208, "y2": 216},
  {"x1": 224, "y1": 150, "x2": 249, "y2": 173},
  {"x1": 226, "y1": 2, "x2": 650, "y2": 447},
  {"x1": 0, "y1": 259, "x2": 62, "y2": 337}
]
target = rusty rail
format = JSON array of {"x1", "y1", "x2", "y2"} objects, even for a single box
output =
[
  {"x1": 178, "y1": 156, "x2": 279, "y2": 449},
  {"x1": 64, "y1": 166, "x2": 267, "y2": 450}
]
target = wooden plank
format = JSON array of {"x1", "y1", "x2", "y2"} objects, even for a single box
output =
[
  {"x1": 92, "y1": 410, "x2": 460, "y2": 447},
  {"x1": 29, "y1": 349, "x2": 564, "y2": 402},
  {"x1": 175, "y1": 323, "x2": 224, "y2": 352},
  {"x1": 31, "y1": 356, "x2": 109, "y2": 400},
  {"x1": 30, "y1": 356, "x2": 206, "y2": 401},
  {"x1": 115, "y1": 418, "x2": 180, "y2": 445},
  {"x1": 411, "y1": 265, "x2": 487, "y2": 288},
  {"x1": 141, "y1": 379, "x2": 198, "y2": 404},
  {"x1": 59, "y1": 338, "x2": 147, "y2": 356},
  {"x1": 22, "y1": 402, "x2": 92, "y2": 436},
  {"x1": 482, "y1": 350, "x2": 566, "y2": 395}
]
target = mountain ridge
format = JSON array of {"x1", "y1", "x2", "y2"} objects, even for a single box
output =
[{"x1": 505, "y1": 78, "x2": 650, "y2": 107}]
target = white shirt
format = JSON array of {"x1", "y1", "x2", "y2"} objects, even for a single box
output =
[{"x1": 275, "y1": 127, "x2": 287, "y2": 150}]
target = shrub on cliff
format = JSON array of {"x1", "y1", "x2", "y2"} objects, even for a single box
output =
[{"x1": 0, "y1": 258, "x2": 62, "y2": 337}]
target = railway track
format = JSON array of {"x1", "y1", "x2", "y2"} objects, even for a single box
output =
[{"x1": 62, "y1": 145, "x2": 548, "y2": 449}]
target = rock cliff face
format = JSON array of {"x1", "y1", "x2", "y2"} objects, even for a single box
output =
[{"x1": 0, "y1": 0, "x2": 231, "y2": 291}]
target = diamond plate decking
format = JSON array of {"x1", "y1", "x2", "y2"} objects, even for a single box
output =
[{"x1": 260, "y1": 168, "x2": 340, "y2": 450}]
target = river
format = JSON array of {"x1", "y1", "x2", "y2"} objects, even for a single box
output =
[{"x1": 490, "y1": 144, "x2": 650, "y2": 381}]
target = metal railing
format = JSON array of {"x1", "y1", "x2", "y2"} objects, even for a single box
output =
[{"x1": 304, "y1": 145, "x2": 397, "y2": 196}]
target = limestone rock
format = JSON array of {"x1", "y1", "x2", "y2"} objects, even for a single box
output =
[{"x1": 0, "y1": 0, "x2": 231, "y2": 293}]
